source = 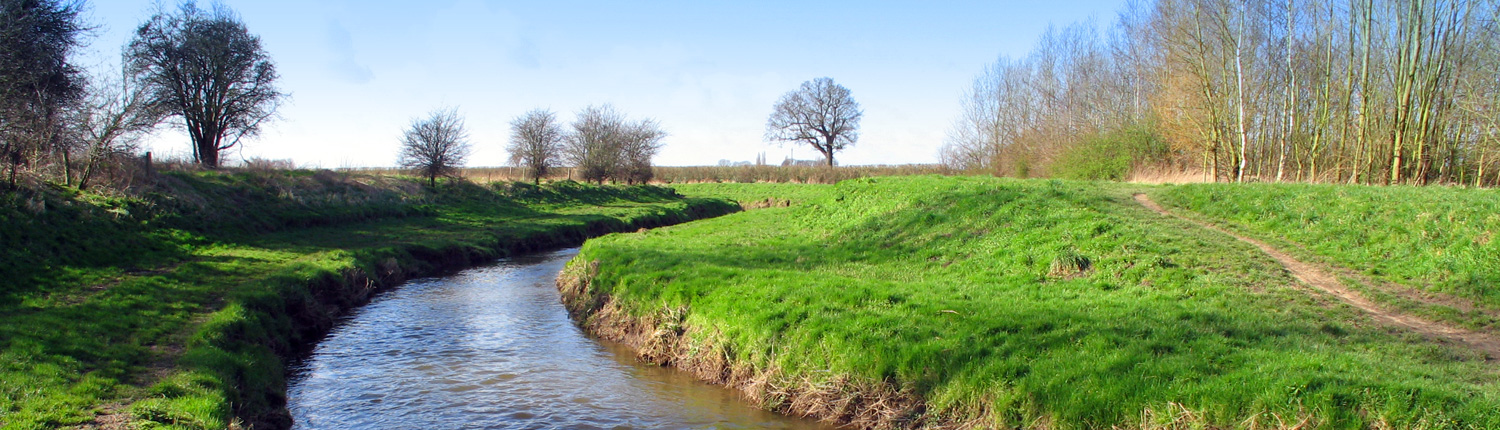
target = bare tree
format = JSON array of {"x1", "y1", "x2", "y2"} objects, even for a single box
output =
[
  {"x1": 940, "y1": 22, "x2": 1147, "y2": 178},
  {"x1": 617, "y1": 118, "x2": 666, "y2": 184},
  {"x1": 559, "y1": 105, "x2": 667, "y2": 184},
  {"x1": 563, "y1": 105, "x2": 624, "y2": 184},
  {"x1": 399, "y1": 107, "x2": 470, "y2": 187},
  {"x1": 766, "y1": 77, "x2": 862, "y2": 167},
  {"x1": 935, "y1": 0, "x2": 1500, "y2": 186},
  {"x1": 70, "y1": 66, "x2": 163, "y2": 190},
  {"x1": 0, "y1": 0, "x2": 86, "y2": 188},
  {"x1": 127, "y1": 2, "x2": 284, "y2": 169},
  {"x1": 507, "y1": 109, "x2": 563, "y2": 184}
]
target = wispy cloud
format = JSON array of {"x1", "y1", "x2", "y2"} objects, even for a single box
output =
[
  {"x1": 326, "y1": 20, "x2": 374, "y2": 83},
  {"x1": 510, "y1": 38, "x2": 541, "y2": 69}
]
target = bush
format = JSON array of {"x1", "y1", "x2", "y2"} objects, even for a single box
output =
[{"x1": 1051, "y1": 125, "x2": 1167, "y2": 181}]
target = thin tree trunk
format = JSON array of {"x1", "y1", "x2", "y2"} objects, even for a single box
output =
[
  {"x1": 61, "y1": 146, "x2": 72, "y2": 186},
  {"x1": 1279, "y1": 0, "x2": 1296, "y2": 182},
  {"x1": 1357, "y1": 0, "x2": 1374, "y2": 184},
  {"x1": 1479, "y1": 149, "x2": 1489, "y2": 188},
  {"x1": 1389, "y1": 0, "x2": 1425, "y2": 185},
  {"x1": 1235, "y1": 4, "x2": 1251, "y2": 183}
]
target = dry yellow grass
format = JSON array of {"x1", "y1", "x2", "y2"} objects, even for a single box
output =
[{"x1": 1126, "y1": 164, "x2": 1213, "y2": 185}]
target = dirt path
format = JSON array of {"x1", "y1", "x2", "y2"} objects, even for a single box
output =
[{"x1": 1133, "y1": 193, "x2": 1500, "y2": 360}]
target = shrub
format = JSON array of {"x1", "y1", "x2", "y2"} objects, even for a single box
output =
[{"x1": 1052, "y1": 125, "x2": 1167, "y2": 181}]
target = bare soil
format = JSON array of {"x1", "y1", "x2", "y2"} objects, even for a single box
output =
[{"x1": 1133, "y1": 193, "x2": 1500, "y2": 360}]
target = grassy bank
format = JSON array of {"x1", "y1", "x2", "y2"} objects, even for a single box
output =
[
  {"x1": 562, "y1": 176, "x2": 1500, "y2": 429},
  {"x1": 1157, "y1": 184, "x2": 1500, "y2": 329},
  {"x1": 0, "y1": 171, "x2": 737, "y2": 430}
]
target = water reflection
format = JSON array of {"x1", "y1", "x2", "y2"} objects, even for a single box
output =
[{"x1": 287, "y1": 248, "x2": 829, "y2": 430}]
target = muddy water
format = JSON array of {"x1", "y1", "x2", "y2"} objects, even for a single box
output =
[{"x1": 287, "y1": 248, "x2": 830, "y2": 430}]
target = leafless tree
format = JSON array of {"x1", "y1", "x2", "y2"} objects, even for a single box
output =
[
  {"x1": 507, "y1": 109, "x2": 563, "y2": 184},
  {"x1": 69, "y1": 66, "x2": 163, "y2": 190},
  {"x1": 127, "y1": 1, "x2": 284, "y2": 169},
  {"x1": 563, "y1": 104, "x2": 624, "y2": 184},
  {"x1": 399, "y1": 107, "x2": 470, "y2": 187},
  {"x1": 938, "y1": 0, "x2": 1500, "y2": 186},
  {"x1": 940, "y1": 23, "x2": 1146, "y2": 177},
  {"x1": 560, "y1": 105, "x2": 667, "y2": 184},
  {"x1": 617, "y1": 118, "x2": 666, "y2": 184},
  {"x1": 0, "y1": 0, "x2": 86, "y2": 188},
  {"x1": 766, "y1": 77, "x2": 862, "y2": 167}
]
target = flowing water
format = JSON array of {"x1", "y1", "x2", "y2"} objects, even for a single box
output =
[{"x1": 287, "y1": 248, "x2": 830, "y2": 430}]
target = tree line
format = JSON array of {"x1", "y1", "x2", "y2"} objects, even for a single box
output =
[
  {"x1": 942, "y1": 0, "x2": 1500, "y2": 186},
  {"x1": 401, "y1": 104, "x2": 667, "y2": 187},
  {"x1": 402, "y1": 75, "x2": 866, "y2": 187},
  {"x1": 1, "y1": 0, "x2": 284, "y2": 190},
  {"x1": 1, "y1": 0, "x2": 675, "y2": 192},
  {"x1": 403, "y1": 74, "x2": 867, "y2": 187}
]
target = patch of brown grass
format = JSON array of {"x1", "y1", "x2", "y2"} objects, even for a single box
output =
[
  {"x1": 1113, "y1": 402, "x2": 1322, "y2": 430},
  {"x1": 1127, "y1": 165, "x2": 1213, "y2": 185}
]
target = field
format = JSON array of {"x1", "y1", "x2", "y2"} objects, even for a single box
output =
[
  {"x1": 561, "y1": 176, "x2": 1500, "y2": 429},
  {"x1": 0, "y1": 171, "x2": 736, "y2": 430}
]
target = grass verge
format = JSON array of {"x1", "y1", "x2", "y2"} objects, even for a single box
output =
[{"x1": 562, "y1": 176, "x2": 1500, "y2": 429}]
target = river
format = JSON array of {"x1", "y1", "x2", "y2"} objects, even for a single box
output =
[{"x1": 286, "y1": 248, "x2": 830, "y2": 430}]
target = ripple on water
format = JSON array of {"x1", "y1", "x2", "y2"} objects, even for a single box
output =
[{"x1": 286, "y1": 248, "x2": 831, "y2": 430}]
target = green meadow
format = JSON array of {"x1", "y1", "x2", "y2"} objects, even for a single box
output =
[
  {"x1": 567, "y1": 176, "x2": 1500, "y2": 429},
  {"x1": 1159, "y1": 184, "x2": 1500, "y2": 330},
  {"x1": 0, "y1": 170, "x2": 735, "y2": 430}
]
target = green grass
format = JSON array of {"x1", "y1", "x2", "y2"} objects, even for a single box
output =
[
  {"x1": 572, "y1": 176, "x2": 1500, "y2": 429},
  {"x1": 0, "y1": 172, "x2": 737, "y2": 429},
  {"x1": 652, "y1": 164, "x2": 956, "y2": 184},
  {"x1": 1156, "y1": 183, "x2": 1500, "y2": 322},
  {"x1": 670, "y1": 182, "x2": 836, "y2": 205}
]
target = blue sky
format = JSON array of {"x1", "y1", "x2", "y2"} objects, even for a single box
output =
[{"x1": 81, "y1": 0, "x2": 1128, "y2": 167}]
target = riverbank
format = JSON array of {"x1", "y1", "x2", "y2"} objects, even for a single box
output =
[
  {"x1": 0, "y1": 170, "x2": 738, "y2": 429},
  {"x1": 559, "y1": 176, "x2": 1500, "y2": 429},
  {"x1": 287, "y1": 248, "x2": 832, "y2": 429}
]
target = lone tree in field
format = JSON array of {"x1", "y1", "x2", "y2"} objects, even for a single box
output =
[
  {"x1": 127, "y1": 2, "x2": 284, "y2": 168},
  {"x1": 766, "y1": 77, "x2": 862, "y2": 167},
  {"x1": 0, "y1": 0, "x2": 87, "y2": 188},
  {"x1": 507, "y1": 109, "x2": 563, "y2": 184},
  {"x1": 399, "y1": 108, "x2": 470, "y2": 187}
]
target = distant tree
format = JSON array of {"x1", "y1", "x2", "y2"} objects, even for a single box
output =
[
  {"x1": 398, "y1": 107, "x2": 470, "y2": 187},
  {"x1": 0, "y1": 0, "x2": 87, "y2": 188},
  {"x1": 617, "y1": 118, "x2": 665, "y2": 184},
  {"x1": 765, "y1": 77, "x2": 862, "y2": 167},
  {"x1": 563, "y1": 105, "x2": 624, "y2": 184},
  {"x1": 560, "y1": 105, "x2": 667, "y2": 184},
  {"x1": 127, "y1": 2, "x2": 284, "y2": 169},
  {"x1": 507, "y1": 109, "x2": 563, "y2": 184}
]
